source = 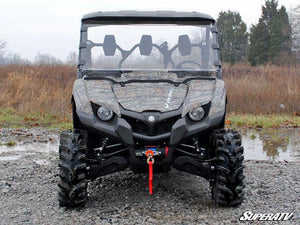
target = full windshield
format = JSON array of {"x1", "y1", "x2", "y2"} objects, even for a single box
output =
[{"x1": 80, "y1": 24, "x2": 219, "y2": 71}]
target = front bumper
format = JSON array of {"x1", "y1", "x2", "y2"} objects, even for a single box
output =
[{"x1": 77, "y1": 108, "x2": 224, "y2": 146}]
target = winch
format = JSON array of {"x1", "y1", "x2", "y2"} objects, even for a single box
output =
[{"x1": 135, "y1": 146, "x2": 169, "y2": 158}]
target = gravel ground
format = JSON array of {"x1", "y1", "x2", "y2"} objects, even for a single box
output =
[{"x1": 0, "y1": 128, "x2": 299, "y2": 225}]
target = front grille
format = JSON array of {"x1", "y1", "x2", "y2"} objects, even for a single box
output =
[
  {"x1": 123, "y1": 116, "x2": 148, "y2": 134},
  {"x1": 156, "y1": 116, "x2": 179, "y2": 134},
  {"x1": 121, "y1": 102, "x2": 211, "y2": 137},
  {"x1": 122, "y1": 114, "x2": 180, "y2": 136}
]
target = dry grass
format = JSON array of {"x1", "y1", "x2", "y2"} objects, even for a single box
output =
[
  {"x1": 223, "y1": 63, "x2": 300, "y2": 114},
  {"x1": 0, "y1": 65, "x2": 75, "y2": 115},
  {"x1": 0, "y1": 64, "x2": 299, "y2": 121}
]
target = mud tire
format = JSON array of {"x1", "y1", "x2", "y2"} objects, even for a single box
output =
[
  {"x1": 210, "y1": 129, "x2": 245, "y2": 206},
  {"x1": 58, "y1": 130, "x2": 88, "y2": 207}
]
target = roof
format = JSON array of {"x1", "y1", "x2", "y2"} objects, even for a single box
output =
[{"x1": 82, "y1": 11, "x2": 215, "y2": 23}]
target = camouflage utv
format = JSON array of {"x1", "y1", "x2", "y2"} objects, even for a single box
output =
[{"x1": 58, "y1": 11, "x2": 245, "y2": 207}]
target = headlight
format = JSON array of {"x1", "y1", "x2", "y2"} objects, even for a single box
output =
[
  {"x1": 97, "y1": 106, "x2": 113, "y2": 121},
  {"x1": 188, "y1": 106, "x2": 205, "y2": 121}
]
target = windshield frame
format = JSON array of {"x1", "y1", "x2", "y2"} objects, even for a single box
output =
[{"x1": 78, "y1": 20, "x2": 221, "y2": 78}]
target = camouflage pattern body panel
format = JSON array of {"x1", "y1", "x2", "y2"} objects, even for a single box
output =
[
  {"x1": 208, "y1": 79, "x2": 226, "y2": 116},
  {"x1": 120, "y1": 71, "x2": 179, "y2": 81},
  {"x1": 73, "y1": 71, "x2": 222, "y2": 118},
  {"x1": 85, "y1": 80, "x2": 121, "y2": 116},
  {"x1": 73, "y1": 79, "x2": 93, "y2": 115},
  {"x1": 181, "y1": 80, "x2": 215, "y2": 117},
  {"x1": 72, "y1": 79, "x2": 121, "y2": 116},
  {"x1": 117, "y1": 72, "x2": 221, "y2": 115},
  {"x1": 113, "y1": 83, "x2": 187, "y2": 112}
]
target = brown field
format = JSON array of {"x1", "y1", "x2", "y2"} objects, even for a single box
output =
[
  {"x1": 0, "y1": 65, "x2": 75, "y2": 116},
  {"x1": 0, "y1": 64, "x2": 299, "y2": 117},
  {"x1": 223, "y1": 63, "x2": 300, "y2": 114}
]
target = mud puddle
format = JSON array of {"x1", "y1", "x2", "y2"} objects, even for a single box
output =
[
  {"x1": 0, "y1": 142, "x2": 58, "y2": 164},
  {"x1": 0, "y1": 128, "x2": 299, "y2": 162},
  {"x1": 241, "y1": 128, "x2": 299, "y2": 161},
  {"x1": 0, "y1": 129, "x2": 59, "y2": 164}
]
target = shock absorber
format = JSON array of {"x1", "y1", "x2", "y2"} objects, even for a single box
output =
[
  {"x1": 193, "y1": 138, "x2": 200, "y2": 152},
  {"x1": 193, "y1": 138, "x2": 205, "y2": 157},
  {"x1": 101, "y1": 137, "x2": 109, "y2": 149},
  {"x1": 94, "y1": 137, "x2": 109, "y2": 157}
]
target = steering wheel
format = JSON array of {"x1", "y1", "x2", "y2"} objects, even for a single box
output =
[{"x1": 175, "y1": 60, "x2": 203, "y2": 69}]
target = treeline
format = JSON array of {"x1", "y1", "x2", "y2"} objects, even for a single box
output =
[
  {"x1": 0, "y1": 49, "x2": 78, "y2": 66},
  {"x1": 0, "y1": 0, "x2": 299, "y2": 67},
  {"x1": 217, "y1": 0, "x2": 299, "y2": 65}
]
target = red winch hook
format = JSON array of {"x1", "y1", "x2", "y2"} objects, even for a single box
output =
[{"x1": 146, "y1": 150, "x2": 155, "y2": 195}]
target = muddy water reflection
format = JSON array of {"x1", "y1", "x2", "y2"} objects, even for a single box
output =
[
  {"x1": 0, "y1": 136, "x2": 59, "y2": 163},
  {"x1": 242, "y1": 128, "x2": 300, "y2": 161}
]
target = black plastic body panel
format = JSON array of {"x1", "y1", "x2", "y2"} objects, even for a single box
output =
[
  {"x1": 82, "y1": 11, "x2": 215, "y2": 24},
  {"x1": 76, "y1": 108, "x2": 224, "y2": 147}
]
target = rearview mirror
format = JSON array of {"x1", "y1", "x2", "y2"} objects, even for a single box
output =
[
  {"x1": 103, "y1": 35, "x2": 117, "y2": 56},
  {"x1": 178, "y1": 35, "x2": 191, "y2": 56},
  {"x1": 139, "y1": 35, "x2": 153, "y2": 56}
]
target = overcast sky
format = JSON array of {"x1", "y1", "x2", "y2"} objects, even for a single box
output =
[{"x1": 0, "y1": 0, "x2": 299, "y2": 60}]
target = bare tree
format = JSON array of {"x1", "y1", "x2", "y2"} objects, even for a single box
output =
[
  {"x1": 0, "y1": 41, "x2": 7, "y2": 64},
  {"x1": 34, "y1": 53, "x2": 63, "y2": 65},
  {"x1": 65, "y1": 51, "x2": 78, "y2": 65},
  {"x1": 0, "y1": 41, "x2": 6, "y2": 55}
]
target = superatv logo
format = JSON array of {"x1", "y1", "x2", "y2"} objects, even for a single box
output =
[{"x1": 239, "y1": 211, "x2": 293, "y2": 221}]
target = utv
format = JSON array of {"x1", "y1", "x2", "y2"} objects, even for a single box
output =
[{"x1": 58, "y1": 11, "x2": 245, "y2": 207}]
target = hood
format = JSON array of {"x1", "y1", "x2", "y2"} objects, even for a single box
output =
[
  {"x1": 73, "y1": 77, "x2": 217, "y2": 117},
  {"x1": 112, "y1": 82, "x2": 187, "y2": 112}
]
